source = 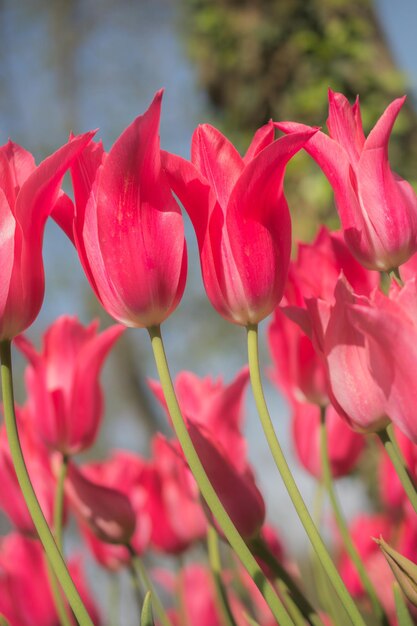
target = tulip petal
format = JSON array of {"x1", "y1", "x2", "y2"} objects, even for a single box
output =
[
  {"x1": 349, "y1": 294, "x2": 417, "y2": 442},
  {"x1": 326, "y1": 90, "x2": 365, "y2": 164},
  {"x1": 357, "y1": 97, "x2": 417, "y2": 269},
  {"x1": 191, "y1": 124, "x2": 244, "y2": 209},
  {"x1": 243, "y1": 120, "x2": 275, "y2": 163},
  {"x1": 161, "y1": 149, "x2": 214, "y2": 250},
  {"x1": 94, "y1": 92, "x2": 186, "y2": 326},
  {"x1": 0, "y1": 141, "x2": 36, "y2": 209}
]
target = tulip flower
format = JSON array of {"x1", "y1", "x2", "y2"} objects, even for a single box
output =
[
  {"x1": 141, "y1": 434, "x2": 207, "y2": 554},
  {"x1": 306, "y1": 277, "x2": 390, "y2": 434},
  {"x1": 54, "y1": 90, "x2": 187, "y2": 328},
  {"x1": 65, "y1": 461, "x2": 136, "y2": 546},
  {"x1": 75, "y1": 451, "x2": 151, "y2": 565},
  {"x1": 346, "y1": 277, "x2": 417, "y2": 442},
  {"x1": 0, "y1": 132, "x2": 94, "y2": 340},
  {"x1": 162, "y1": 122, "x2": 316, "y2": 325},
  {"x1": 187, "y1": 421, "x2": 265, "y2": 539},
  {"x1": 276, "y1": 91, "x2": 417, "y2": 271},
  {"x1": 15, "y1": 315, "x2": 124, "y2": 455},
  {"x1": 0, "y1": 533, "x2": 101, "y2": 626},
  {"x1": 291, "y1": 402, "x2": 364, "y2": 479},
  {"x1": 268, "y1": 306, "x2": 328, "y2": 406},
  {"x1": 149, "y1": 367, "x2": 250, "y2": 472}
]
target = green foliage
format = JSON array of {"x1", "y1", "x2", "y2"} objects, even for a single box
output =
[{"x1": 183, "y1": 0, "x2": 417, "y2": 240}]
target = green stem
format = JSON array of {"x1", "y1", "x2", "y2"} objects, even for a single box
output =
[
  {"x1": 128, "y1": 559, "x2": 145, "y2": 617},
  {"x1": 54, "y1": 454, "x2": 68, "y2": 553},
  {"x1": 378, "y1": 426, "x2": 417, "y2": 514},
  {"x1": 0, "y1": 340, "x2": 93, "y2": 626},
  {"x1": 319, "y1": 408, "x2": 388, "y2": 626},
  {"x1": 46, "y1": 561, "x2": 74, "y2": 626},
  {"x1": 207, "y1": 525, "x2": 238, "y2": 626},
  {"x1": 148, "y1": 325, "x2": 295, "y2": 626},
  {"x1": 246, "y1": 325, "x2": 366, "y2": 626},
  {"x1": 128, "y1": 545, "x2": 172, "y2": 626},
  {"x1": 250, "y1": 537, "x2": 325, "y2": 626}
]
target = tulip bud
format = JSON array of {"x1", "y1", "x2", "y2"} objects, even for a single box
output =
[{"x1": 375, "y1": 536, "x2": 417, "y2": 607}]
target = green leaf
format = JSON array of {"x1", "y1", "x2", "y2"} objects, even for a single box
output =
[
  {"x1": 141, "y1": 592, "x2": 155, "y2": 626},
  {"x1": 394, "y1": 583, "x2": 414, "y2": 626}
]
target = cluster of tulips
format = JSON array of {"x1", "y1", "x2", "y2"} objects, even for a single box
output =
[{"x1": 2, "y1": 87, "x2": 417, "y2": 626}]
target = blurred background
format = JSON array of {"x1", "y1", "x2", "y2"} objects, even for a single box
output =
[{"x1": 1, "y1": 0, "x2": 417, "y2": 622}]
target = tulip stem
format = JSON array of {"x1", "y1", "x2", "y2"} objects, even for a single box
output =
[
  {"x1": 128, "y1": 545, "x2": 172, "y2": 626},
  {"x1": 378, "y1": 426, "x2": 417, "y2": 514},
  {"x1": 319, "y1": 408, "x2": 389, "y2": 626},
  {"x1": 250, "y1": 536, "x2": 325, "y2": 626},
  {"x1": 148, "y1": 325, "x2": 295, "y2": 626},
  {"x1": 246, "y1": 324, "x2": 366, "y2": 626},
  {"x1": 54, "y1": 453, "x2": 68, "y2": 553},
  {"x1": 0, "y1": 340, "x2": 94, "y2": 626},
  {"x1": 207, "y1": 525, "x2": 238, "y2": 626}
]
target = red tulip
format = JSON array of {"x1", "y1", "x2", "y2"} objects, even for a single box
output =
[
  {"x1": 65, "y1": 461, "x2": 136, "y2": 546},
  {"x1": 268, "y1": 306, "x2": 328, "y2": 406},
  {"x1": 0, "y1": 533, "x2": 101, "y2": 625},
  {"x1": 0, "y1": 133, "x2": 94, "y2": 339},
  {"x1": 306, "y1": 278, "x2": 390, "y2": 433},
  {"x1": 15, "y1": 315, "x2": 124, "y2": 455},
  {"x1": 73, "y1": 451, "x2": 151, "y2": 570},
  {"x1": 347, "y1": 278, "x2": 417, "y2": 442},
  {"x1": 188, "y1": 421, "x2": 265, "y2": 539},
  {"x1": 269, "y1": 227, "x2": 378, "y2": 406},
  {"x1": 291, "y1": 402, "x2": 364, "y2": 479},
  {"x1": 149, "y1": 367, "x2": 250, "y2": 472},
  {"x1": 55, "y1": 90, "x2": 187, "y2": 328},
  {"x1": 276, "y1": 91, "x2": 417, "y2": 271},
  {"x1": 162, "y1": 122, "x2": 316, "y2": 325},
  {"x1": 141, "y1": 434, "x2": 207, "y2": 554}
]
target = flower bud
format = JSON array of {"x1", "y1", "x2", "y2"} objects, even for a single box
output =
[{"x1": 375, "y1": 535, "x2": 417, "y2": 607}]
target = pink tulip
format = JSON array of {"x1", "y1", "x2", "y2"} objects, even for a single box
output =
[
  {"x1": 55, "y1": 91, "x2": 187, "y2": 328},
  {"x1": 149, "y1": 367, "x2": 250, "y2": 472},
  {"x1": 15, "y1": 315, "x2": 124, "y2": 455},
  {"x1": 0, "y1": 133, "x2": 94, "y2": 339},
  {"x1": 76, "y1": 451, "x2": 151, "y2": 565},
  {"x1": 269, "y1": 227, "x2": 378, "y2": 406},
  {"x1": 141, "y1": 434, "x2": 207, "y2": 554},
  {"x1": 347, "y1": 277, "x2": 417, "y2": 442},
  {"x1": 268, "y1": 306, "x2": 328, "y2": 406},
  {"x1": 158, "y1": 563, "x2": 250, "y2": 626},
  {"x1": 162, "y1": 122, "x2": 316, "y2": 325},
  {"x1": 291, "y1": 402, "x2": 364, "y2": 479},
  {"x1": 65, "y1": 461, "x2": 136, "y2": 546},
  {"x1": 276, "y1": 91, "x2": 417, "y2": 271},
  {"x1": 188, "y1": 421, "x2": 265, "y2": 539},
  {"x1": 0, "y1": 533, "x2": 101, "y2": 625},
  {"x1": 306, "y1": 277, "x2": 390, "y2": 433}
]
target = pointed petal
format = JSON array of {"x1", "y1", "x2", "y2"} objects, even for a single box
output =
[
  {"x1": 0, "y1": 141, "x2": 36, "y2": 208},
  {"x1": 191, "y1": 124, "x2": 244, "y2": 209},
  {"x1": 93, "y1": 92, "x2": 186, "y2": 326},
  {"x1": 326, "y1": 90, "x2": 365, "y2": 164},
  {"x1": 357, "y1": 97, "x2": 417, "y2": 269},
  {"x1": 161, "y1": 149, "x2": 213, "y2": 251},
  {"x1": 243, "y1": 120, "x2": 275, "y2": 163},
  {"x1": 349, "y1": 294, "x2": 417, "y2": 442}
]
